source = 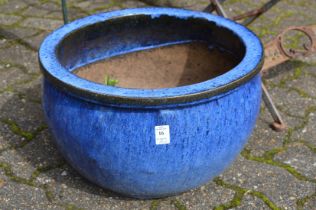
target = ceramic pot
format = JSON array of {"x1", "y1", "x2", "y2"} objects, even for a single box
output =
[{"x1": 39, "y1": 8, "x2": 263, "y2": 198}]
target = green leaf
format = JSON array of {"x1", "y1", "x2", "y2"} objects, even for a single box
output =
[{"x1": 104, "y1": 75, "x2": 118, "y2": 86}]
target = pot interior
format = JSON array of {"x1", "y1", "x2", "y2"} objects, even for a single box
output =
[{"x1": 57, "y1": 14, "x2": 246, "y2": 89}]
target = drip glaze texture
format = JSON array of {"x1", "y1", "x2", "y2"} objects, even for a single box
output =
[{"x1": 39, "y1": 8, "x2": 263, "y2": 198}]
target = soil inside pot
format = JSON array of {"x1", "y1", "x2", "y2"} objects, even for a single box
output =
[{"x1": 73, "y1": 42, "x2": 239, "y2": 89}]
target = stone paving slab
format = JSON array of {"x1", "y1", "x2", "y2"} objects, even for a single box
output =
[
  {"x1": 275, "y1": 143, "x2": 316, "y2": 180},
  {"x1": 233, "y1": 194, "x2": 269, "y2": 210},
  {"x1": 0, "y1": 0, "x2": 316, "y2": 209},
  {"x1": 0, "y1": 13, "x2": 22, "y2": 26},
  {"x1": 220, "y1": 156, "x2": 315, "y2": 209}
]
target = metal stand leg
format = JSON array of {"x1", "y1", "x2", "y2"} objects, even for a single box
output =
[
  {"x1": 61, "y1": 0, "x2": 69, "y2": 24},
  {"x1": 206, "y1": 0, "x2": 286, "y2": 131},
  {"x1": 241, "y1": 0, "x2": 280, "y2": 26},
  {"x1": 261, "y1": 84, "x2": 286, "y2": 131},
  {"x1": 203, "y1": 0, "x2": 226, "y2": 12}
]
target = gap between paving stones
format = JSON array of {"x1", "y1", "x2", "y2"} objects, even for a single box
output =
[
  {"x1": 0, "y1": 160, "x2": 65, "y2": 201},
  {"x1": 0, "y1": 118, "x2": 47, "y2": 154},
  {"x1": 239, "y1": 104, "x2": 316, "y2": 209},
  {"x1": 241, "y1": 104, "x2": 316, "y2": 179},
  {"x1": 212, "y1": 177, "x2": 279, "y2": 210},
  {"x1": 296, "y1": 192, "x2": 316, "y2": 210},
  {"x1": 0, "y1": 26, "x2": 42, "y2": 51}
]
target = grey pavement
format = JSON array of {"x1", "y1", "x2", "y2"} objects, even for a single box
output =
[{"x1": 0, "y1": 0, "x2": 316, "y2": 209}]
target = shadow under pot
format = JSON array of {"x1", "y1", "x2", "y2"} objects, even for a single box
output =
[{"x1": 39, "y1": 8, "x2": 263, "y2": 199}]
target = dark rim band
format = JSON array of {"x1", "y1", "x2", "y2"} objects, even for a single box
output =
[{"x1": 39, "y1": 8, "x2": 263, "y2": 107}]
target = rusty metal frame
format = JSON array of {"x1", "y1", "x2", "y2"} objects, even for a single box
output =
[{"x1": 262, "y1": 25, "x2": 316, "y2": 74}]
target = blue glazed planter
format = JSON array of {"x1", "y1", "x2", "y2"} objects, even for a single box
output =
[{"x1": 39, "y1": 8, "x2": 263, "y2": 198}]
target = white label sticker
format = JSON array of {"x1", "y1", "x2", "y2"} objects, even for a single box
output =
[{"x1": 155, "y1": 125, "x2": 170, "y2": 145}]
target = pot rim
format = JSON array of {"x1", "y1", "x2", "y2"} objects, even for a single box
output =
[{"x1": 39, "y1": 7, "x2": 263, "y2": 106}]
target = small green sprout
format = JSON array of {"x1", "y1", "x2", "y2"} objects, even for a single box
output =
[{"x1": 105, "y1": 75, "x2": 118, "y2": 86}]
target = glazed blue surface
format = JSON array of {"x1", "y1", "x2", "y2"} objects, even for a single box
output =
[
  {"x1": 39, "y1": 8, "x2": 263, "y2": 198},
  {"x1": 43, "y1": 75, "x2": 261, "y2": 198}
]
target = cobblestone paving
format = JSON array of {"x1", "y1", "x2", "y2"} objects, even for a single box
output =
[{"x1": 0, "y1": 0, "x2": 316, "y2": 209}]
